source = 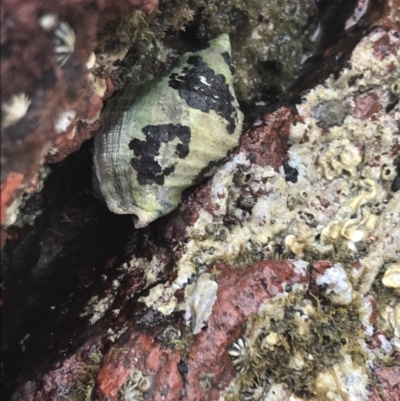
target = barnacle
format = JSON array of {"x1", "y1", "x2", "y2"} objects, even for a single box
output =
[
  {"x1": 312, "y1": 99, "x2": 347, "y2": 129},
  {"x1": 39, "y1": 14, "x2": 58, "y2": 31},
  {"x1": 381, "y1": 164, "x2": 397, "y2": 182},
  {"x1": 241, "y1": 376, "x2": 266, "y2": 401},
  {"x1": 55, "y1": 109, "x2": 76, "y2": 133},
  {"x1": 228, "y1": 338, "x2": 251, "y2": 373},
  {"x1": 119, "y1": 369, "x2": 152, "y2": 401},
  {"x1": 94, "y1": 34, "x2": 243, "y2": 228},
  {"x1": 238, "y1": 194, "x2": 255, "y2": 210},
  {"x1": 156, "y1": 325, "x2": 182, "y2": 347},
  {"x1": 318, "y1": 139, "x2": 361, "y2": 180},
  {"x1": 86, "y1": 52, "x2": 96, "y2": 70},
  {"x1": 284, "y1": 220, "x2": 314, "y2": 257},
  {"x1": 233, "y1": 170, "x2": 253, "y2": 186},
  {"x1": 138, "y1": 376, "x2": 152, "y2": 392},
  {"x1": 53, "y1": 22, "x2": 76, "y2": 66},
  {"x1": 1, "y1": 93, "x2": 31, "y2": 129},
  {"x1": 382, "y1": 263, "x2": 400, "y2": 288}
]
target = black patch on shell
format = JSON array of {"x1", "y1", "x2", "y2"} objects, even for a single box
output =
[
  {"x1": 168, "y1": 55, "x2": 237, "y2": 134},
  {"x1": 221, "y1": 51, "x2": 235, "y2": 75},
  {"x1": 129, "y1": 123, "x2": 191, "y2": 185}
]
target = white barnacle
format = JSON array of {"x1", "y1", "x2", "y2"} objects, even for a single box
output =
[
  {"x1": 138, "y1": 376, "x2": 152, "y2": 392},
  {"x1": 318, "y1": 138, "x2": 361, "y2": 181},
  {"x1": 53, "y1": 22, "x2": 76, "y2": 66},
  {"x1": 228, "y1": 337, "x2": 251, "y2": 373},
  {"x1": 39, "y1": 14, "x2": 59, "y2": 31},
  {"x1": 119, "y1": 382, "x2": 142, "y2": 401},
  {"x1": 382, "y1": 263, "x2": 400, "y2": 288},
  {"x1": 316, "y1": 263, "x2": 353, "y2": 305},
  {"x1": 55, "y1": 109, "x2": 76, "y2": 134},
  {"x1": 86, "y1": 51, "x2": 96, "y2": 70},
  {"x1": 241, "y1": 376, "x2": 266, "y2": 401},
  {"x1": 119, "y1": 370, "x2": 152, "y2": 401},
  {"x1": 1, "y1": 93, "x2": 31, "y2": 129}
]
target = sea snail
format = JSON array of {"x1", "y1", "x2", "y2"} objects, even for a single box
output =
[{"x1": 93, "y1": 34, "x2": 243, "y2": 228}]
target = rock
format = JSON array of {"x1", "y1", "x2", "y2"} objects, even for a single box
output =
[{"x1": 0, "y1": 0, "x2": 158, "y2": 226}]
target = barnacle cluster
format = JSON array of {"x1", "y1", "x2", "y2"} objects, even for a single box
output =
[
  {"x1": 223, "y1": 292, "x2": 370, "y2": 400},
  {"x1": 68, "y1": 351, "x2": 104, "y2": 401},
  {"x1": 119, "y1": 369, "x2": 152, "y2": 401},
  {"x1": 173, "y1": 27, "x2": 400, "y2": 293},
  {"x1": 135, "y1": 27, "x2": 400, "y2": 399}
]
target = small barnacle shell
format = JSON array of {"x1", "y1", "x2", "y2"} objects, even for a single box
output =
[
  {"x1": 93, "y1": 34, "x2": 243, "y2": 228},
  {"x1": 138, "y1": 376, "x2": 152, "y2": 392},
  {"x1": 1, "y1": 93, "x2": 31, "y2": 129},
  {"x1": 382, "y1": 263, "x2": 400, "y2": 288},
  {"x1": 228, "y1": 337, "x2": 251, "y2": 373},
  {"x1": 39, "y1": 14, "x2": 59, "y2": 31},
  {"x1": 53, "y1": 22, "x2": 76, "y2": 66},
  {"x1": 86, "y1": 52, "x2": 96, "y2": 70},
  {"x1": 119, "y1": 370, "x2": 146, "y2": 401},
  {"x1": 381, "y1": 164, "x2": 397, "y2": 182}
]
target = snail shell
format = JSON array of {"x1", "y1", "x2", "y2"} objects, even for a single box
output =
[{"x1": 93, "y1": 34, "x2": 243, "y2": 228}]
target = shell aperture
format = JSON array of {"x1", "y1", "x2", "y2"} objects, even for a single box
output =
[{"x1": 93, "y1": 34, "x2": 243, "y2": 228}]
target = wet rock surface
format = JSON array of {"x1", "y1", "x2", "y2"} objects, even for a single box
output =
[
  {"x1": 1, "y1": 0, "x2": 156, "y2": 227},
  {"x1": 1, "y1": 0, "x2": 400, "y2": 400}
]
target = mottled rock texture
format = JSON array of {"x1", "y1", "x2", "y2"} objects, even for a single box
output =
[{"x1": 1, "y1": 0, "x2": 157, "y2": 225}]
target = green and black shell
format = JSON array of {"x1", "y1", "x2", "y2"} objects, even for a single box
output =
[{"x1": 93, "y1": 34, "x2": 243, "y2": 228}]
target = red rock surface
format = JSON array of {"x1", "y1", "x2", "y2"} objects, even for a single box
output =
[
  {"x1": 0, "y1": 173, "x2": 24, "y2": 223},
  {"x1": 158, "y1": 106, "x2": 297, "y2": 244},
  {"x1": 353, "y1": 93, "x2": 383, "y2": 119},
  {"x1": 96, "y1": 260, "x2": 308, "y2": 401},
  {"x1": 373, "y1": 366, "x2": 400, "y2": 401},
  {"x1": 183, "y1": 261, "x2": 308, "y2": 401},
  {"x1": 239, "y1": 108, "x2": 296, "y2": 169}
]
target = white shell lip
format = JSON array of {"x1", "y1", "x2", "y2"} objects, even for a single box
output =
[
  {"x1": 132, "y1": 209, "x2": 158, "y2": 229},
  {"x1": 93, "y1": 157, "x2": 157, "y2": 229}
]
